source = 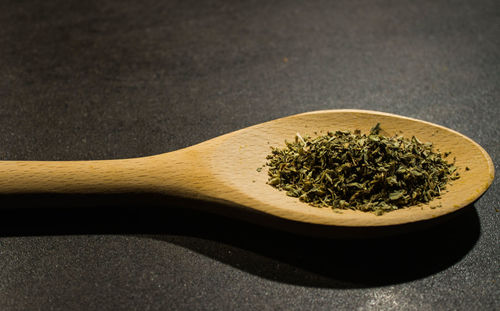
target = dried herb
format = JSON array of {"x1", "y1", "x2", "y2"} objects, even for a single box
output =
[{"x1": 265, "y1": 124, "x2": 459, "y2": 215}]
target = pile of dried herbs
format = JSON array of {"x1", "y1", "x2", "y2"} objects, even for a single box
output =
[{"x1": 265, "y1": 124, "x2": 459, "y2": 215}]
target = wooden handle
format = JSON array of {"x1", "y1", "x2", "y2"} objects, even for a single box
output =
[
  {"x1": 0, "y1": 145, "x2": 221, "y2": 204},
  {"x1": 0, "y1": 157, "x2": 160, "y2": 194}
]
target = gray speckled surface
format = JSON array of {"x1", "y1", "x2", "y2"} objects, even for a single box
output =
[{"x1": 0, "y1": 0, "x2": 498, "y2": 310}]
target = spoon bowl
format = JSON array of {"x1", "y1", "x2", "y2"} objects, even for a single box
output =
[{"x1": 0, "y1": 110, "x2": 494, "y2": 227}]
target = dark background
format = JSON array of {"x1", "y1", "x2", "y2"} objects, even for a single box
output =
[{"x1": 0, "y1": 0, "x2": 498, "y2": 310}]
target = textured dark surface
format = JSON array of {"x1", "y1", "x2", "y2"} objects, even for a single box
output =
[{"x1": 0, "y1": 0, "x2": 499, "y2": 310}]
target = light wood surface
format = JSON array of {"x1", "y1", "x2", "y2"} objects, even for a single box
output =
[{"x1": 0, "y1": 110, "x2": 494, "y2": 227}]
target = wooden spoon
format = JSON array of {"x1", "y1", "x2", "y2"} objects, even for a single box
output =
[{"x1": 0, "y1": 110, "x2": 494, "y2": 227}]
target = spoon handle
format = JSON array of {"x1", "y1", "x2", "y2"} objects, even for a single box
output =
[
  {"x1": 0, "y1": 158, "x2": 157, "y2": 194},
  {"x1": 0, "y1": 146, "x2": 222, "y2": 203}
]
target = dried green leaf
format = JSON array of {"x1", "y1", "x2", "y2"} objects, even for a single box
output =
[{"x1": 264, "y1": 124, "x2": 458, "y2": 215}]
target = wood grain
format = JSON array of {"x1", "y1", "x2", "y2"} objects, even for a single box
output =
[{"x1": 0, "y1": 110, "x2": 494, "y2": 227}]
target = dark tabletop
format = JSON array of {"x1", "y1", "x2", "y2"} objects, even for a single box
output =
[{"x1": 0, "y1": 0, "x2": 499, "y2": 310}]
